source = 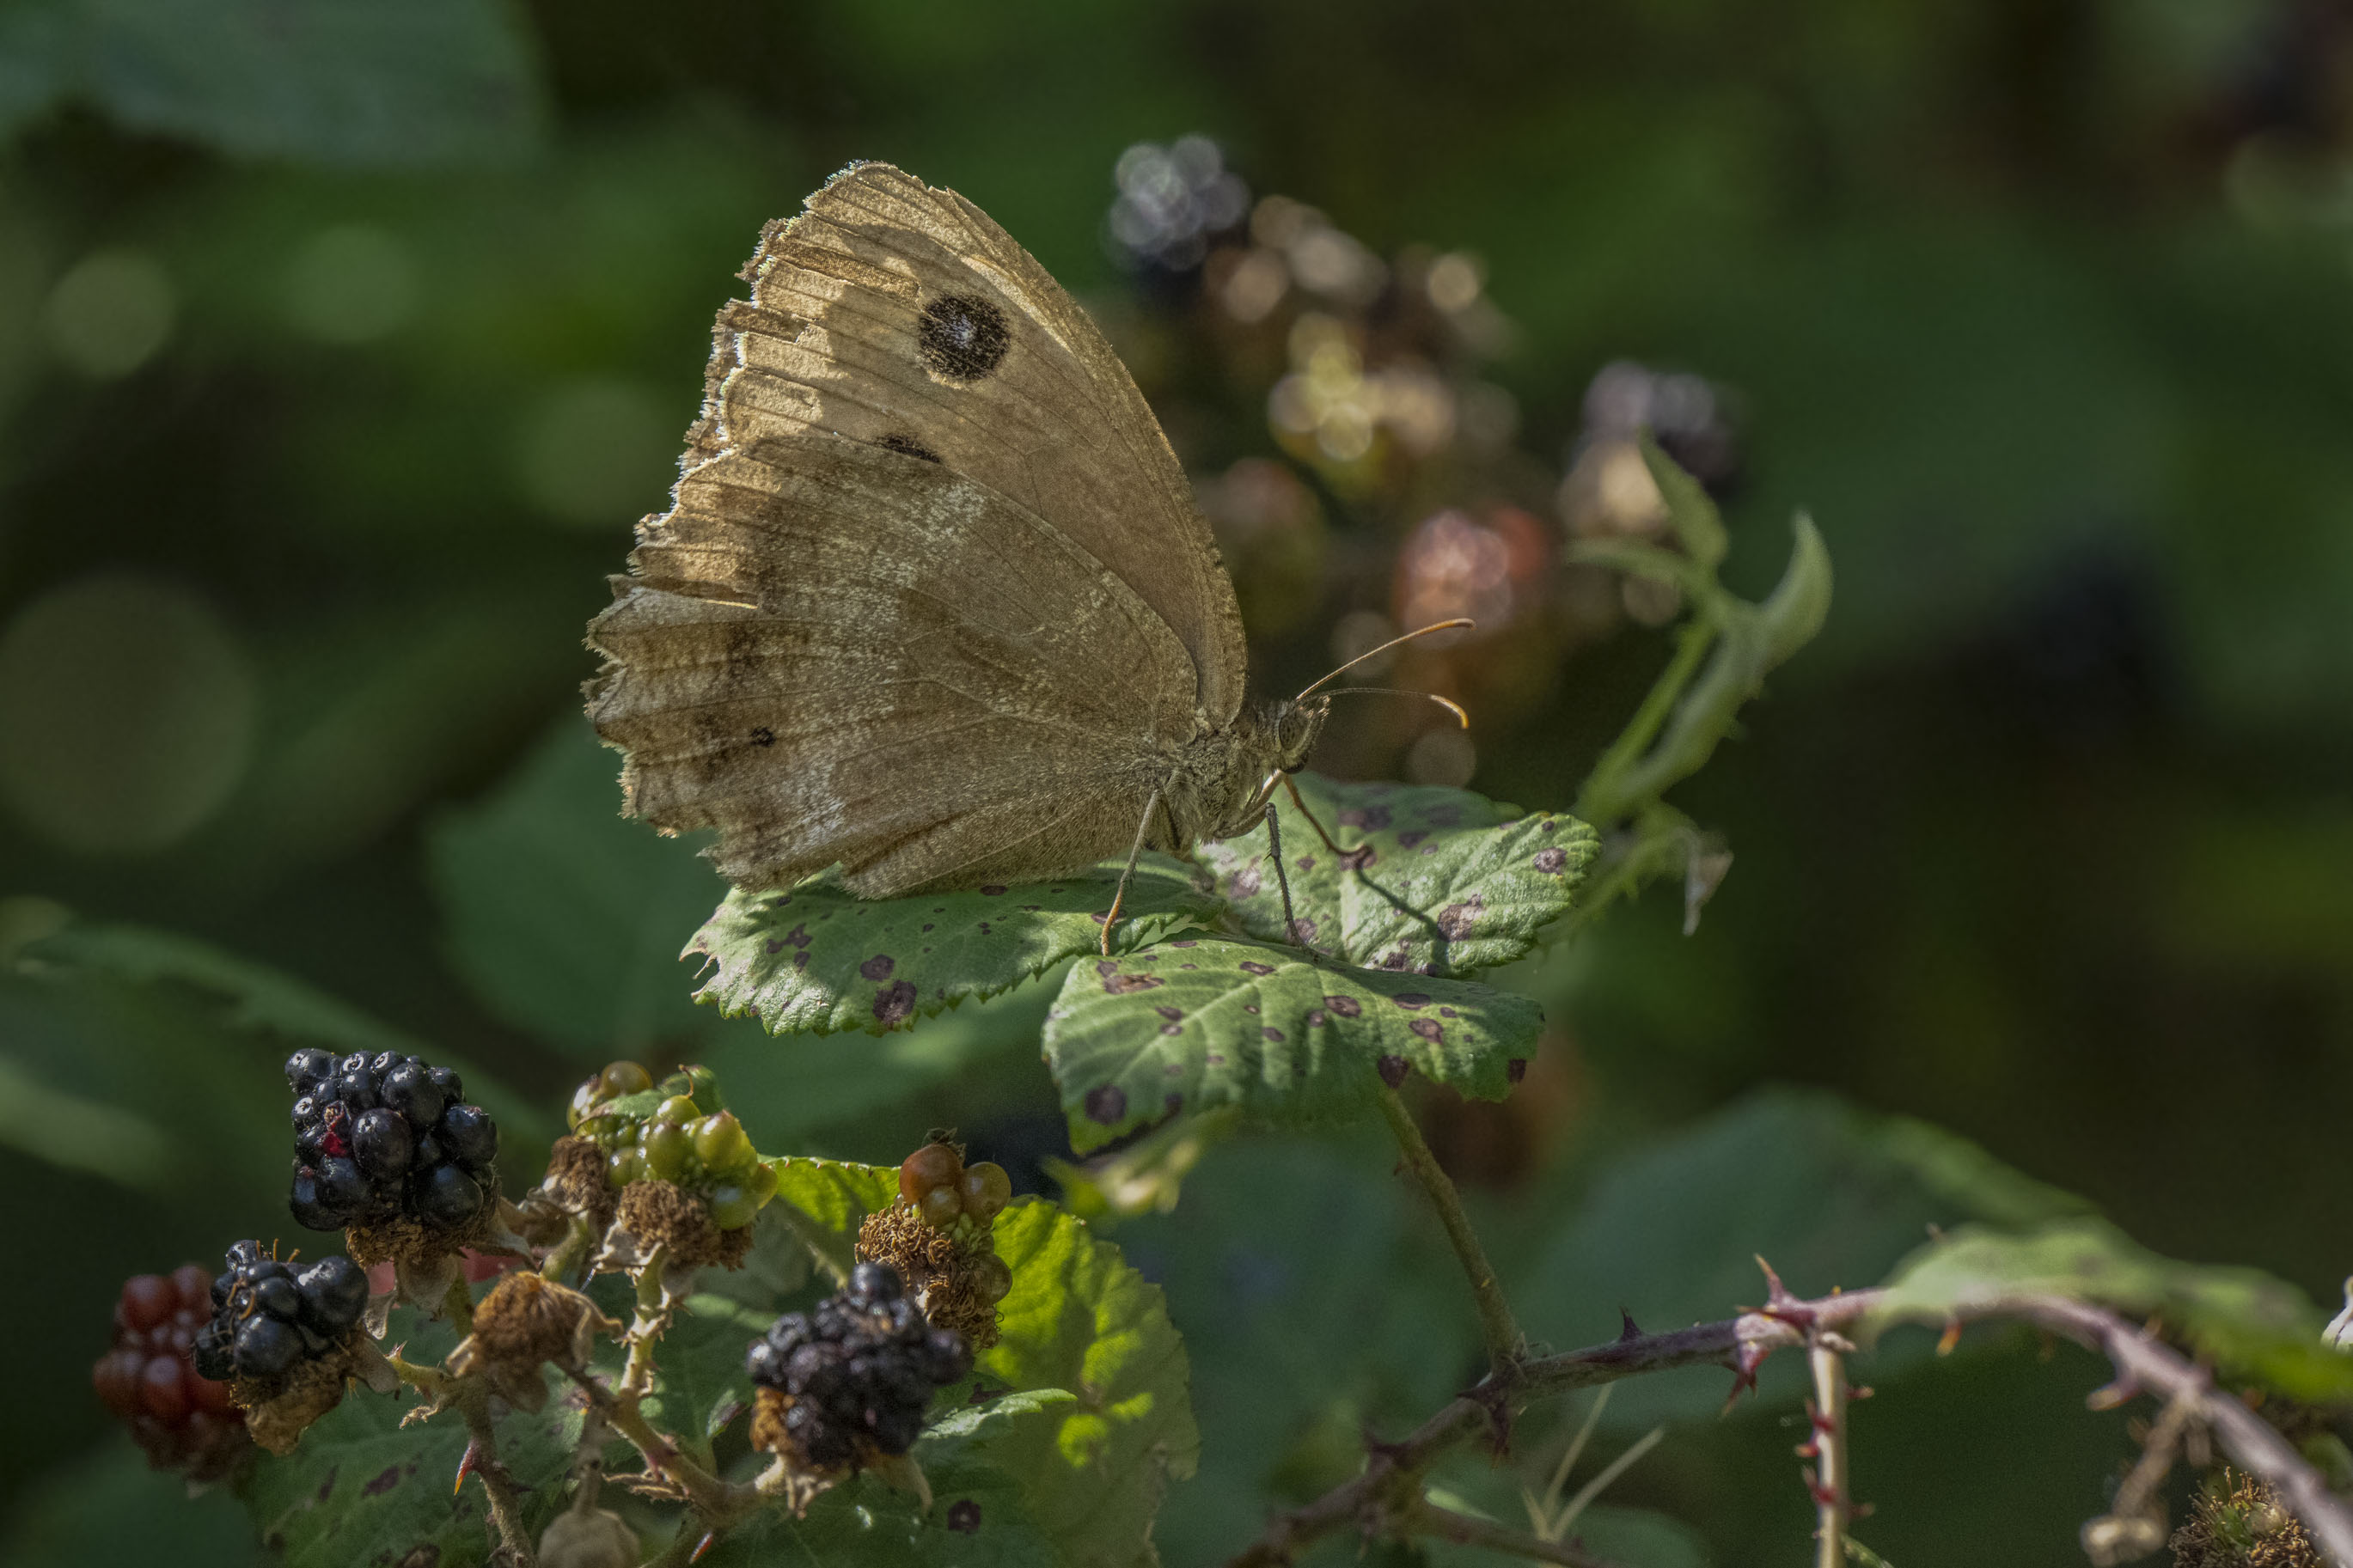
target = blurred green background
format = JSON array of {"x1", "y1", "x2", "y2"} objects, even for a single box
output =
[{"x1": 3, "y1": 1, "x2": 2350, "y2": 1563}]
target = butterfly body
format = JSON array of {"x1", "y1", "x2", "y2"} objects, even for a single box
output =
[{"x1": 586, "y1": 162, "x2": 1313, "y2": 900}]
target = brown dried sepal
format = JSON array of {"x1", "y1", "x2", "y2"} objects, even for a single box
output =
[
  {"x1": 345, "y1": 1194, "x2": 499, "y2": 1275},
  {"x1": 232, "y1": 1343, "x2": 356, "y2": 1456},
  {"x1": 856, "y1": 1202, "x2": 1000, "y2": 1351},
  {"x1": 612, "y1": 1180, "x2": 753, "y2": 1274},
  {"x1": 448, "y1": 1272, "x2": 618, "y2": 1413},
  {"x1": 542, "y1": 1134, "x2": 618, "y2": 1233},
  {"x1": 2172, "y1": 1471, "x2": 2319, "y2": 1568}
]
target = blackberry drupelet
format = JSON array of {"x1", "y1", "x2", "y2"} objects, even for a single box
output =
[
  {"x1": 92, "y1": 1264, "x2": 249, "y2": 1480},
  {"x1": 746, "y1": 1263, "x2": 970, "y2": 1470},
  {"x1": 285, "y1": 1048, "x2": 498, "y2": 1233},
  {"x1": 194, "y1": 1240, "x2": 370, "y2": 1387}
]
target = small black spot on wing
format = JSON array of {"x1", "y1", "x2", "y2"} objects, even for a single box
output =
[
  {"x1": 878, "y1": 432, "x2": 941, "y2": 463},
  {"x1": 920, "y1": 295, "x2": 1011, "y2": 380}
]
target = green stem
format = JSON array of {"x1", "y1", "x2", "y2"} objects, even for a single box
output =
[
  {"x1": 440, "y1": 1273, "x2": 474, "y2": 1334},
  {"x1": 460, "y1": 1397, "x2": 535, "y2": 1566},
  {"x1": 541, "y1": 1213, "x2": 596, "y2": 1284},
  {"x1": 1576, "y1": 613, "x2": 1715, "y2": 826},
  {"x1": 1374, "y1": 1086, "x2": 1520, "y2": 1374}
]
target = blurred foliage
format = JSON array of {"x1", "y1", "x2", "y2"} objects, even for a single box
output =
[{"x1": 4, "y1": 0, "x2": 2353, "y2": 1563}]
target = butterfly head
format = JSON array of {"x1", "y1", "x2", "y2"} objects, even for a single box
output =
[{"x1": 1269, "y1": 695, "x2": 1331, "y2": 774}]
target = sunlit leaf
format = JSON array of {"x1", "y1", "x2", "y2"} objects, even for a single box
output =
[
  {"x1": 1197, "y1": 772, "x2": 1596, "y2": 976},
  {"x1": 967, "y1": 1199, "x2": 1198, "y2": 1568},
  {"x1": 690, "y1": 859, "x2": 1220, "y2": 1037},
  {"x1": 1044, "y1": 938, "x2": 1542, "y2": 1151}
]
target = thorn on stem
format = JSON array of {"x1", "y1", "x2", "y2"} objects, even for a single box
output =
[
  {"x1": 1617, "y1": 1309, "x2": 1642, "y2": 1342},
  {"x1": 455, "y1": 1437, "x2": 482, "y2": 1496},
  {"x1": 691, "y1": 1531, "x2": 717, "y2": 1563}
]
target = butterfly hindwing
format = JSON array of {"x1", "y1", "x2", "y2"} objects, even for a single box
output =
[{"x1": 586, "y1": 433, "x2": 1195, "y2": 895}]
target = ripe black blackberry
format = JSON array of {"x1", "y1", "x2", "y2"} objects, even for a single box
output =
[
  {"x1": 746, "y1": 1263, "x2": 971, "y2": 1471},
  {"x1": 285, "y1": 1048, "x2": 498, "y2": 1234},
  {"x1": 92, "y1": 1264, "x2": 250, "y2": 1480},
  {"x1": 192, "y1": 1241, "x2": 370, "y2": 1389}
]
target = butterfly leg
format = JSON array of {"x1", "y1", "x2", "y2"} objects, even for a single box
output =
[
  {"x1": 1280, "y1": 772, "x2": 1360, "y2": 863},
  {"x1": 1261, "y1": 798, "x2": 1306, "y2": 949},
  {"x1": 1101, "y1": 777, "x2": 1174, "y2": 958}
]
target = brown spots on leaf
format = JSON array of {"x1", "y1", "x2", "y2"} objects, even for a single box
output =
[
  {"x1": 1295, "y1": 856, "x2": 1315, "y2": 872},
  {"x1": 981, "y1": 884, "x2": 1007, "y2": 896},
  {"x1": 1323, "y1": 995, "x2": 1361, "y2": 1018},
  {"x1": 749, "y1": 726, "x2": 775, "y2": 747},
  {"x1": 1507, "y1": 1058, "x2": 1528, "y2": 1083},
  {"x1": 779, "y1": 924, "x2": 812, "y2": 949},
  {"x1": 1262, "y1": 1027, "x2": 1285, "y2": 1042},
  {"x1": 1440, "y1": 1007, "x2": 1458, "y2": 1018},
  {"x1": 1287, "y1": 918, "x2": 1317, "y2": 944},
  {"x1": 1377, "y1": 1054, "x2": 1409, "y2": 1088},
  {"x1": 1239, "y1": 961, "x2": 1274, "y2": 975},
  {"x1": 1378, "y1": 949, "x2": 1412, "y2": 970},
  {"x1": 1408, "y1": 1018, "x2": 1444, "y2": 1043},
  {"x1": 921, "y1": 923, "x2": 935, "y2": 932},
  {"x1": 1155, "y1": 1006, "x2": 1183, "y2": 1022},
  {"x1": 1095, "y1": 960, "x2": 1120, "y2": 977},
  {"x1": 1306, "y1": 1010, "x2": 1326, "y2": 1026},
  {"x1": 878, "y1": 431, "x2": 942, "y2": 463},
  {"x1": 1103, "y1": 973, "x2": 1164, "y2": 994},
  {"x1": 1339, "y1": 806, "x2": 1391, "y2": 830},
  {"x1": 1393, "y1": 992, "x2": 1432, "y2": 1009},
  {"x1": 859, "y1": 954, "x2": 895, "y2": 980},
  {"x1": 920, "y1": 295, "x2": 1011, "y2": 380},
  {"x1": 1207, "y1": 1052, "x2": 1225, "y2": 1065},
  {"x1": 1436, "y1": 897, "x2": 1482, "y2": 938},
  {"x1": 873, "y1": 979, "x2": 917, "y2": 1024},
  {"x1": 946, "y1": 1498, "x2": 982, "y2": 1533},
  {"x1": 364, "y1": 1464, "x2": 402, "y2": 1496},
  {"x1": 1160, "y1": 1023, "x2": 1181, "y2": 1035},
  {"x1": 793, "y1": 951, "x2": 809, "y2": 971},
  {"x1": 1534, "y1": 846, "x2": 1569, "y2": 874},
  {"x1": 1230, "y1": 865, "x2": 1262, "y2": 898},
  {"x1": 1170, "y1": 939, "x2": 1197, "y2": 948},
  {"x1": 1397, "y1": 831, "x2": 1426, "y2": 849},
  {"x1": 764, "y1": 938, "x2": 784, "y2": 955},
  {"x1": 1084, "y1": 1085, "x2": 1128, "y2": 1125}
]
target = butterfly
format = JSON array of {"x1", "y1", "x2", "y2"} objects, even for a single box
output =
[{"x1": 584, "y1": 162, "x2": 1460, "y2": 950}]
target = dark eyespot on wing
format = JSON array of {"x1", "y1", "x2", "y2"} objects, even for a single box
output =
[
  {"x1": 919, "y1": 295, "x2": 1011, "y2": 381},
  {"x1": 878, "y1": 432, "x2": 942, "y2": 463}
]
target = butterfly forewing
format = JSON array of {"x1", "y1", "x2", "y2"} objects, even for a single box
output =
[{"x1": 710, "y1": 162, "x2": 1246, "y2": 723}]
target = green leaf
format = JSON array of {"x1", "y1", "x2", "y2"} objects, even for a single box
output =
[
  {"x1": 1758, "y1": 512, "x2": 1835, "y2": 668},
  {"x1": 429, "y1": 717, "x2": 749, "y2": 1061},
  {"x1": 646, "y1": 1293, "x2": 776, "y2": 1442},
  {"x1": 1195, "y1": 772, "x2": 1597, "y2": 975},
  {"x1": 239, "y1": 1319, "x2": 576, "y2": 1568},
  {"x1": 14, "y1": 918, "x2": 549, "y2": 1147},
  {"x1": 697, "y1": 1442, "x2": 1055, "y2": 1567},
  {"x1": 1867, "y1": 1217, "x2": 2353, "y2": 1402},
  {"x1": 689, "y1": 857, "x2": 1222, "y2": 1037},
  {"x1": 1044, "y1": 938, "x2": 1543, "y2": 1151},
  {"x1": 1, "y1": 0, "x2": 545, "y2": 167},
  {"x1": 767, "y1": 1157, "x2": 901, "y2": 1282},
  {"x1": 1638, "y1": 435, "x2": 1728, "y2": 570},
  {"x1": 1506, "y1": 1089, "x2": 2090, "y2": 1430},
  {"x1": 968, "y1": 1199, "x2": 1198, "y2": 1568}
]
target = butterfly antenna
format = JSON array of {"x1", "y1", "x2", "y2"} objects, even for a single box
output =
[
  {"x1": 1315, "y1": 687, "x2": 1470, "y2": 728},
  {"x1": 1294, "y1": 619, "x2": 1475, "y2": 699}
]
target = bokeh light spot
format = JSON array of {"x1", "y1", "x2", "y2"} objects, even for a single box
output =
[
  {"x1": 42, "y1": 249, "x2": 175, "y2": 379},
  {"x1": 0, "y1": 574, "x2": 257, "y2": 854}
]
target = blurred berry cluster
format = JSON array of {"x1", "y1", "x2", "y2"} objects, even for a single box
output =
[
  {"x1": 1101, "y1": 136, "x2": 1745, "y2": 789},
  {"x1": 91, "y1": 1266, "x2": 248, "y2": 1480}
]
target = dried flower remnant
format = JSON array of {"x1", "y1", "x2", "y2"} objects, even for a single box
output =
[{"x1": 1559, "y1": 358, "x2": 1744, "y2": 631}]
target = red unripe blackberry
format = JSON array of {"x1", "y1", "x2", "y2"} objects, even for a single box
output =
[{"x1": 95, "y1": 1264, "x2": 249, "y2": 1480}]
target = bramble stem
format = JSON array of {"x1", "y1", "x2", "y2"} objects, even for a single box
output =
[
  {"x1": 460, "y1": 1399, "x2": 535, "y2": 1565},
  {"x1": 1374, "y1": 1085, "x2": 1521, "y2": 1374},
  {"x1": 541, "y1": 1214, "x2": 596, "y2": 1284},
  {"x1": 1808, "y1": 1341, "x2": 1849, "y2": 1568},
  {"x1": 1410, "y1": 1500, "x2": 1617, "y2": 1567}
]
